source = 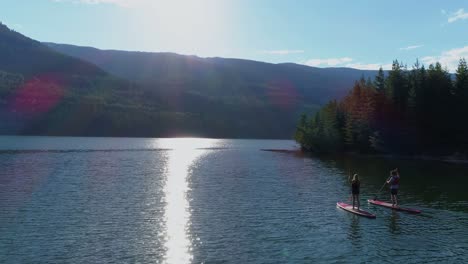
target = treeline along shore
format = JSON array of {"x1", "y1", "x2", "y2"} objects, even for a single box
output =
[{"x1": 295, "y1": 59, "x2": 468, "y2": 155}]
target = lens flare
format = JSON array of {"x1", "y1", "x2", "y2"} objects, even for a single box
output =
[{"x1": 8, "y1": 75, "x2": 64, "y2": 115}]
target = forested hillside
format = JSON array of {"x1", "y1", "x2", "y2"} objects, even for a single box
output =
[
  {"x1": 0, "y1": 23, "x2": 165, "y2": 136},
  {"x1": 2, "y1": 22, "x2": 295, "y2": 138},
  {"x1": 295, "y1": 60, "x2": 468, "y2": 154},
  {"x1": 43, "y1": 42, "x2": 383, "y2": 138},
  {"x1": 1, "y1": 22, "x2": 384, "y2": 138}
]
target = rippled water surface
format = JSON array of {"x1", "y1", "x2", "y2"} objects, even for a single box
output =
[{"x1": 0, "y1": 136, "x2": 467, "y2": 263}]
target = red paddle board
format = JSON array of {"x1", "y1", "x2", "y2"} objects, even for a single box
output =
[
  {"x1": 368, "y1": 199, "x2": 421, "y2": 214},
  {"x1": 337, "y1": 202, "x2": 376, "y2": 218}
]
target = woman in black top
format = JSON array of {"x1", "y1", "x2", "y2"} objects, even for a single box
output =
[{"x1": 349, "y1": 173, "x2": 360, "y2": 210}]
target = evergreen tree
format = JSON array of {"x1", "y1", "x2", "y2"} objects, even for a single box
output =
[
  {"x1": 294, "y1": 113, "x2": 308, "y2": 149},
  {"x1": 407, "y1": 60, "x2": 421, "y2": 113},
  {"x1": 341, "y1": 79, "x2": 376, "y2": 151},
  {"x1": 295, "y1": 58, "x2": 466, "y2": 154},
  {"x1": 386, "y1": 60, "x2": 409, "y2": 114},
  {"x1": 454, "y1": 59, "x2": 468, "y2": 148},
  {"x1": 426, "y1": 63, "x2": 453, "y2": 149},
  {"x1": 319, "y1": 100, "x2": 343, "y2": 151},
  {"x1": 374, "y1": 67, "x2": 385, "y2": 92},
  {"x1": 455, "y1": 58, "x2": 468, "y2": 98}
]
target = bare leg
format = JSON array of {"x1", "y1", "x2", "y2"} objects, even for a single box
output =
[
  {"x1": 357, "y1": 195, "x2": 360, "y2": 210},
  {"x1": 394, "y1": 195, "x2": 398, "y2": 206}
]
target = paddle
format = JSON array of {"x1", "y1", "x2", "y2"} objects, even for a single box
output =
[
  {"x1": 373, "y1": 176, "x2": 390, "y2": 200},
  {"x1": 347, "y1": 169, "x2": 352, "y2": 202}
]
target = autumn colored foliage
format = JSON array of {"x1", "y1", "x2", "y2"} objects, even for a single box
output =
[{"x1": 295, "y1": 59, "x2": 468, "y2": 154}]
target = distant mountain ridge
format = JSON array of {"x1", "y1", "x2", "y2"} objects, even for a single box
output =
[
  {"x1": 43, "y1": 43, "x2": 385, "y2": 138},
  {"x1": 0, "y1": 22, "x2": 380, "y2": 138},
  {"x1": 45, "y1": 42, "x2": 379, "y2": 105}
]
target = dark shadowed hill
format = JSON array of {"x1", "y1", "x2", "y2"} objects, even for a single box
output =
[{"x1": 0, "y1": 23, "x2": 106, "y2": 77}]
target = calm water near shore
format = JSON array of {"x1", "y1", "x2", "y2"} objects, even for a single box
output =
[{"x1": 0, "y1": 136, "x2": 467, "y2": 263}]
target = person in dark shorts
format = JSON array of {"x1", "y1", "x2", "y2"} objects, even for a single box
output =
[
  {"x1": 386, "y1": 168, "x2": 400, "y2": 206},
  {"x1": 348, "y1": 173, "x2": 360, "y2": 210}
]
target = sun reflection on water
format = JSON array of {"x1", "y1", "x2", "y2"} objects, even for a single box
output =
[{"x1": 162, "y1": 138, "x2": 215, "y2": 264}]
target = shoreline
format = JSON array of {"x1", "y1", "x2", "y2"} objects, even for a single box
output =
[
  {"x1": 346, "y1": 152, "x2": 468, "y2": 165},
  {"x1": 262, "y1": 149, "x2": 468, "y2": 164}
]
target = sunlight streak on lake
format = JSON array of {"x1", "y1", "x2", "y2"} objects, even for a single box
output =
[{"x1": 162, "y1": 138, "x2": 213, "y2": 264}]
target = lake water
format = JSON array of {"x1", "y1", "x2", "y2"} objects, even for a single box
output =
[{"x1": 0, "y1": 136, "x2": 467, "y2": 263}]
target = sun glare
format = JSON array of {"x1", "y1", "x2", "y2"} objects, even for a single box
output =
[
  {"x1": 160, "y1": 138, "x2": 214, "y2": 263},
  {"x1": 132, "y1": 0, "x2": 232, "y2": 55}
]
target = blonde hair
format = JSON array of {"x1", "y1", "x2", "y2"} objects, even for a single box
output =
[{"x1": 352, "y1": 174, "x2": 359, "y2": 182}]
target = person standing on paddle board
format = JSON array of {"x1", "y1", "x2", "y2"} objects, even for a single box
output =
[
  {"x1": 348, "y1": 174, "x2": 360, "y2": 210},
  {"x1": 386, "y1": 168, "x2": 400, "y2": 206}
]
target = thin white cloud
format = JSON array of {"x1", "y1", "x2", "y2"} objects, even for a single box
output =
[
  {"x1": 421, "y1": 45, "x2": 468, "y2": 72},
  {"x1": 262, "y1": 50, "x2": 305, "y2": 55},
  {"x1": 448, "y1": 8, "x2": 468, "y2": 23},
  {"x1": 302, "y1": 57, "x2": 391, "y2": 70},
  {"x1": 400, "y1": 45, "x2": 423, "y2": 51},
  {"x1": 51, "y1": 0, "x2": 138, "y2": 7},
  {"x1": 304, "y1": 46, "x2": 468, "y2": 72},
  {"x1": 345, "y1": 63, "x2": 392, "y2": 71},
  {"x1": 304, "y1": 57, "x2": 353, "y2": 67},
  {"x1": 441, "y1": 9, "x2": 447, "y2": 15}
]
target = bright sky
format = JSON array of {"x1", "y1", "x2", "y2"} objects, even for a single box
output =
[{"x1": 2, "y1": 0, "x2": 468, "y2": 71}]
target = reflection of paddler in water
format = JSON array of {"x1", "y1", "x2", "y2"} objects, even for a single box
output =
[
  {"x1": 348, "y1": 214, "x2": 362, "y2": 241},
  {"x1": 348, "y1": 173, "x2": 360, "y2": 210},
  {"x1": 387, "y1": 168, "x2": 400, "y2": 207},
  {"x1": 388, "y1": 210, "x2": 401, "y2": 234}
]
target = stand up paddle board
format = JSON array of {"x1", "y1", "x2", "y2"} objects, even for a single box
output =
[
  {"x1": 337, "y1": 202, "x2": 376, "y2": 218},
  {"x1": 367, "y1": 199, "x2": 421, "y2": 214}
]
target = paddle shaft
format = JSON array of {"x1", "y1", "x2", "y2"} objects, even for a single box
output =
[{"x1": 374, "y1": 176, "x2": 391, "y2": 199}]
